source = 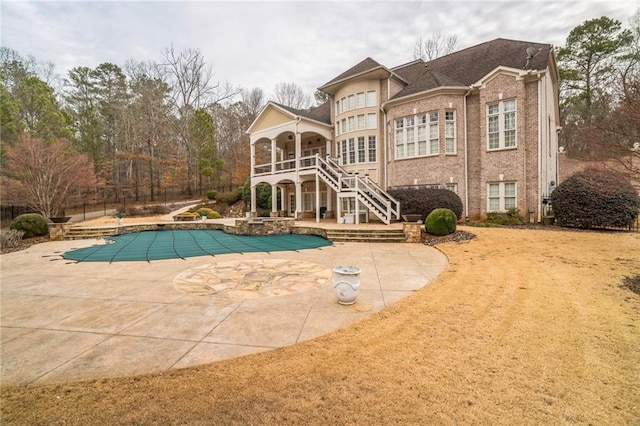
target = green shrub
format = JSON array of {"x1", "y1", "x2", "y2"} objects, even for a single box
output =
[
  {"x1": 486, "y1": 208, "x2": 526, "y2": 226},
  {"x1": 206, "y1": 190, "x2": 218, "y2": 200},
  {"x1": 388, "y1": 187, "x2": 463, "y2": 222},
  {"x1": 241, "y1": 178, "x2": 281, "y2": 210},
  {"x1": 196, "y1": 207, "x2": 222, "y2": 219},
  {"x1": 550, "y1": 168, "x2": 640, "y2": 229},
  {"x1": 216, "y1": 188, "x2": 243, "y2": 205},
  {"x1": 9, "y1": 213, "x2": 49, "y2": 238},
  {"x1": 425, "y1": 208, "x2": 457, "y2": 236}
]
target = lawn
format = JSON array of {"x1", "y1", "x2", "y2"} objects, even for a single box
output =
[{"x1": 1, "y1": 226, "x2": 639, "y2": 425}]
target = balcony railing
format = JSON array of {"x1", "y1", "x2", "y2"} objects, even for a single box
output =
[{"x1": 253, "y1": 155, "x2": 318, "y2": 176}]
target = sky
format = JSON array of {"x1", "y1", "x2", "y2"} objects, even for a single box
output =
[{"x1": 1, "y1": 0, "x2": 639, "y2": 100}]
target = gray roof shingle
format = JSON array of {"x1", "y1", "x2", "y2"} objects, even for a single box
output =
[{"x1": 319, "y1": 38, "x2": 552, "y2": 101}]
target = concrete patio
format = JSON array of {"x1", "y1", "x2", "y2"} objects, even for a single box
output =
[{"x1": 1, "y1": 236, "x2": 447, "y2": 386}]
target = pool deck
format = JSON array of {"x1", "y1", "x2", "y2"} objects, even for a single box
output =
[{"x1": 1, "y1": 219, "x2": 447, "y2": 387}]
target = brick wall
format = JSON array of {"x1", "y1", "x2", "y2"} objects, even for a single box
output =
[{"x1": 385, "y1": 72, "x2": 545, "y2": 220}]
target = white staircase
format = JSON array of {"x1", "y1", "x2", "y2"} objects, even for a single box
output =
[{"x1": 316, "y1": 155, "x2": 400, "y2": 225}]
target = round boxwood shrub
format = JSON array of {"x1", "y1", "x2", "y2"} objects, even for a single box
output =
[
  {"x1": 9, "y1": 213, "x2": 49, "y2": 238},
  {"x1": 388, "y1": 187, "x2": 463, "y2": 222},
  {"x1": 206, "y1": 190, "x2": 218, "y2": 200},
  {"x1": 550, "y1": 168, "x2": 640, "y2": 229},
  {"x1": 425, "y1": 208, "x2": 457, "y2": 236}
]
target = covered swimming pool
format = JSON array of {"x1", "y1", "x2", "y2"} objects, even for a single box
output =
[{"x1": 62, "y1": 229, "x2": 333, "y2": 262}]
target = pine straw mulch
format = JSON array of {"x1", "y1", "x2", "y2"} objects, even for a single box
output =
[{"x1": 1, "y1": 226, "x2": 639, "y2": 425}]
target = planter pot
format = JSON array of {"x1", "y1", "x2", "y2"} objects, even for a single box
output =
[
  {"x1": 117, "y1": 218, "x2": 124, "y2": 226},
  {"x1": 333, "y1": 265, "x2": 361, "y2": 305},
  {"x1": 49, "y1": 216, "x2": 71, "y2": 223}
]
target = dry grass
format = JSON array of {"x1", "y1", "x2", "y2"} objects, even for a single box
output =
[{"x1": 1, "y1": 227, "x2": 639, "y2": 425}]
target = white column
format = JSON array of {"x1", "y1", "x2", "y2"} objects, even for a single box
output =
[
  {"x1": 325, "y1": 138, "x2": 332, "y2": 157},
  {"x1": 295, "y1": 180, "x2": 302, "y2": 219},
  {"x1": 271, "y1": 184, "x2": 278, "y2": 214},
  {"x1": 250, "y1": 142, "x2": 256, "y2": 176},
  {"x1": 250, "y1": 184, "x2": 257, "y2": 215},
  {"x1": 271, "y1": 138, "x2": 277, "y2": 173},
  {"x1": 315, "y1": 174, "x2": 320, "y2": 223},
  {"x1": 295, "y1": 132, "x2": 301, "y2": 171}
]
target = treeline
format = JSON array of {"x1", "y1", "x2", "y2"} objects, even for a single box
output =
[
  {"x1": 556, "y1": 13, "x2": 640, "y2": 180},
  {"x1": 0, "y1": 45, "x2": 267, "y2": 208}
]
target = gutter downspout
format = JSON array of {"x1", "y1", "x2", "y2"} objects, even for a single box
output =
[
  {"x1": 537, "y1": 77, "x2": 543, "y2": 223},
  {"x1": 384, "y1": 78, "x2": 390, "y2": 189},
  {"x1": 463, "y1": 90, "x2": 470, "y2": 221},
  {"x1": 383, "y1": 107, "x2": 388, "y2": 189}
]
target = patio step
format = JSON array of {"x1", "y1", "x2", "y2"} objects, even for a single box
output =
[
  {"x1": 325, "y1": 228, "x2": 406, "y2": 243},
  {"x1": 64, "y1": 227, "x2": 118, "y2": 240}
]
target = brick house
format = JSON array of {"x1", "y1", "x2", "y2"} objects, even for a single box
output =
[{"x1": 247, "y1": 38, "x2": 560, "y2": 223}]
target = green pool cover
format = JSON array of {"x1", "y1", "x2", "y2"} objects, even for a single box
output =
[{"x1": 62, "y1": 229, "x2": 333, "y2": 262}]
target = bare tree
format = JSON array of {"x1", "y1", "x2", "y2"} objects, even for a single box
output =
[
  {"x1": 1, "y1": 134, "x2": 96, "y2": 217},
  {"x1": 413, "y1": 31, "x2": 458, "y2": 61},
  {"x1": 273, "y1": 82, "x2": 312, "y2": 110},
  {"x1": 161, "y1": 46, "x2": 219, "y2": 195},
  {"x1": 213, "y1": 87, "x2": 265, "y2": 188}
]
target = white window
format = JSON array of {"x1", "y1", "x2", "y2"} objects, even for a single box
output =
[
  {"x1": 357, "y1": 114, "x2": 365, "y2": 130},
  {"x1": 487, "y1": 99, "x2": 516, "y2": 150},
  {"x1": 406, "y1": 119, "x2": 415, "y2": 157},
  {"x1": 341, "y1": 119, "x2": 347, "y2": 134},
  {"x1": 348, "y1": 138, "x2": 356, "y2": 164},
  {"x1": 358, "y1": 137, "x2": 365, "y2": 163},
  {"x1": 368, "y1": 136, "x2": 377, "y2": 162},
  {"x1": 347, "y1": 95, "x2": 355, "y2": 110},
  {"x1": 429, "y1": 112, "x2": 439, "y2": 155},
  {"x1": 303, "y1": 192, "x2": 314, "y2": 211},
  {"x1": 340, "y1": 97, "x2": 346, "y2": 113},
  {"x1": 366, "y1": 90, "x2": 376, "y2": 107},
  {"x1": 366, "y1": 113, "x2": 377, "y2": 129},
  {"x1": 356, "y1": 92, "x2": 365, "y2": 108},
  {"x1": 488, "y1": 182, "x2": 517, "y2": 212},
  {"x1": 348, "y1": 116, "x2": 354, "y2": 132},
  {"x1": 335, "y1": 100, "x2": 340, "y2": 117},
  {"x1": 341, "y1": 140, "x2": 347, "y2": 164},
  {"x1": 445, "y1": 111, "x2": 456, "y2": 154},
  {"x1": 417, "y1": 114, "x2": 427, "y2": 155},
  {"x1": 395, "y1": 112, "x2": 440, "y2": 159},
  {"x1": 336, "y1": 124, "x2": 340, "y2": 136}
]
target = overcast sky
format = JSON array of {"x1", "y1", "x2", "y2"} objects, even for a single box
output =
[{"x1": 2, "y1": 0, "x2": 638, "y2": 100}]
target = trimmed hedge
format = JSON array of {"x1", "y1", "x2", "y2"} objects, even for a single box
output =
[
  {"x1": 9, "y1": 213, "x2": 49, "y2": 238},
  {"x1": 550, "y1": 168, "x2": 640, "y2": 229},
  {"x1": 388, "y1": 187, "x2": 463, "y2": 221},
  {"x1": 425, "y1": 208, "x2": 457, "y2": 236}
]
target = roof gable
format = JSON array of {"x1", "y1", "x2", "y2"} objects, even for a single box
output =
[
  {"x1": 320, "y1": 57, "x2": 383, "y2": 88},
  {"x1": 246, "y1": 102, "x2": 297, "y2": 134},
  {"x1": 246, "y1": 101, "x2": 332, "y2": 134}
]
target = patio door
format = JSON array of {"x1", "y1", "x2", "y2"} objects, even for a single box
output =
[{"x1": 288, "y1": 194, "x2": 295, "y2": 216}]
